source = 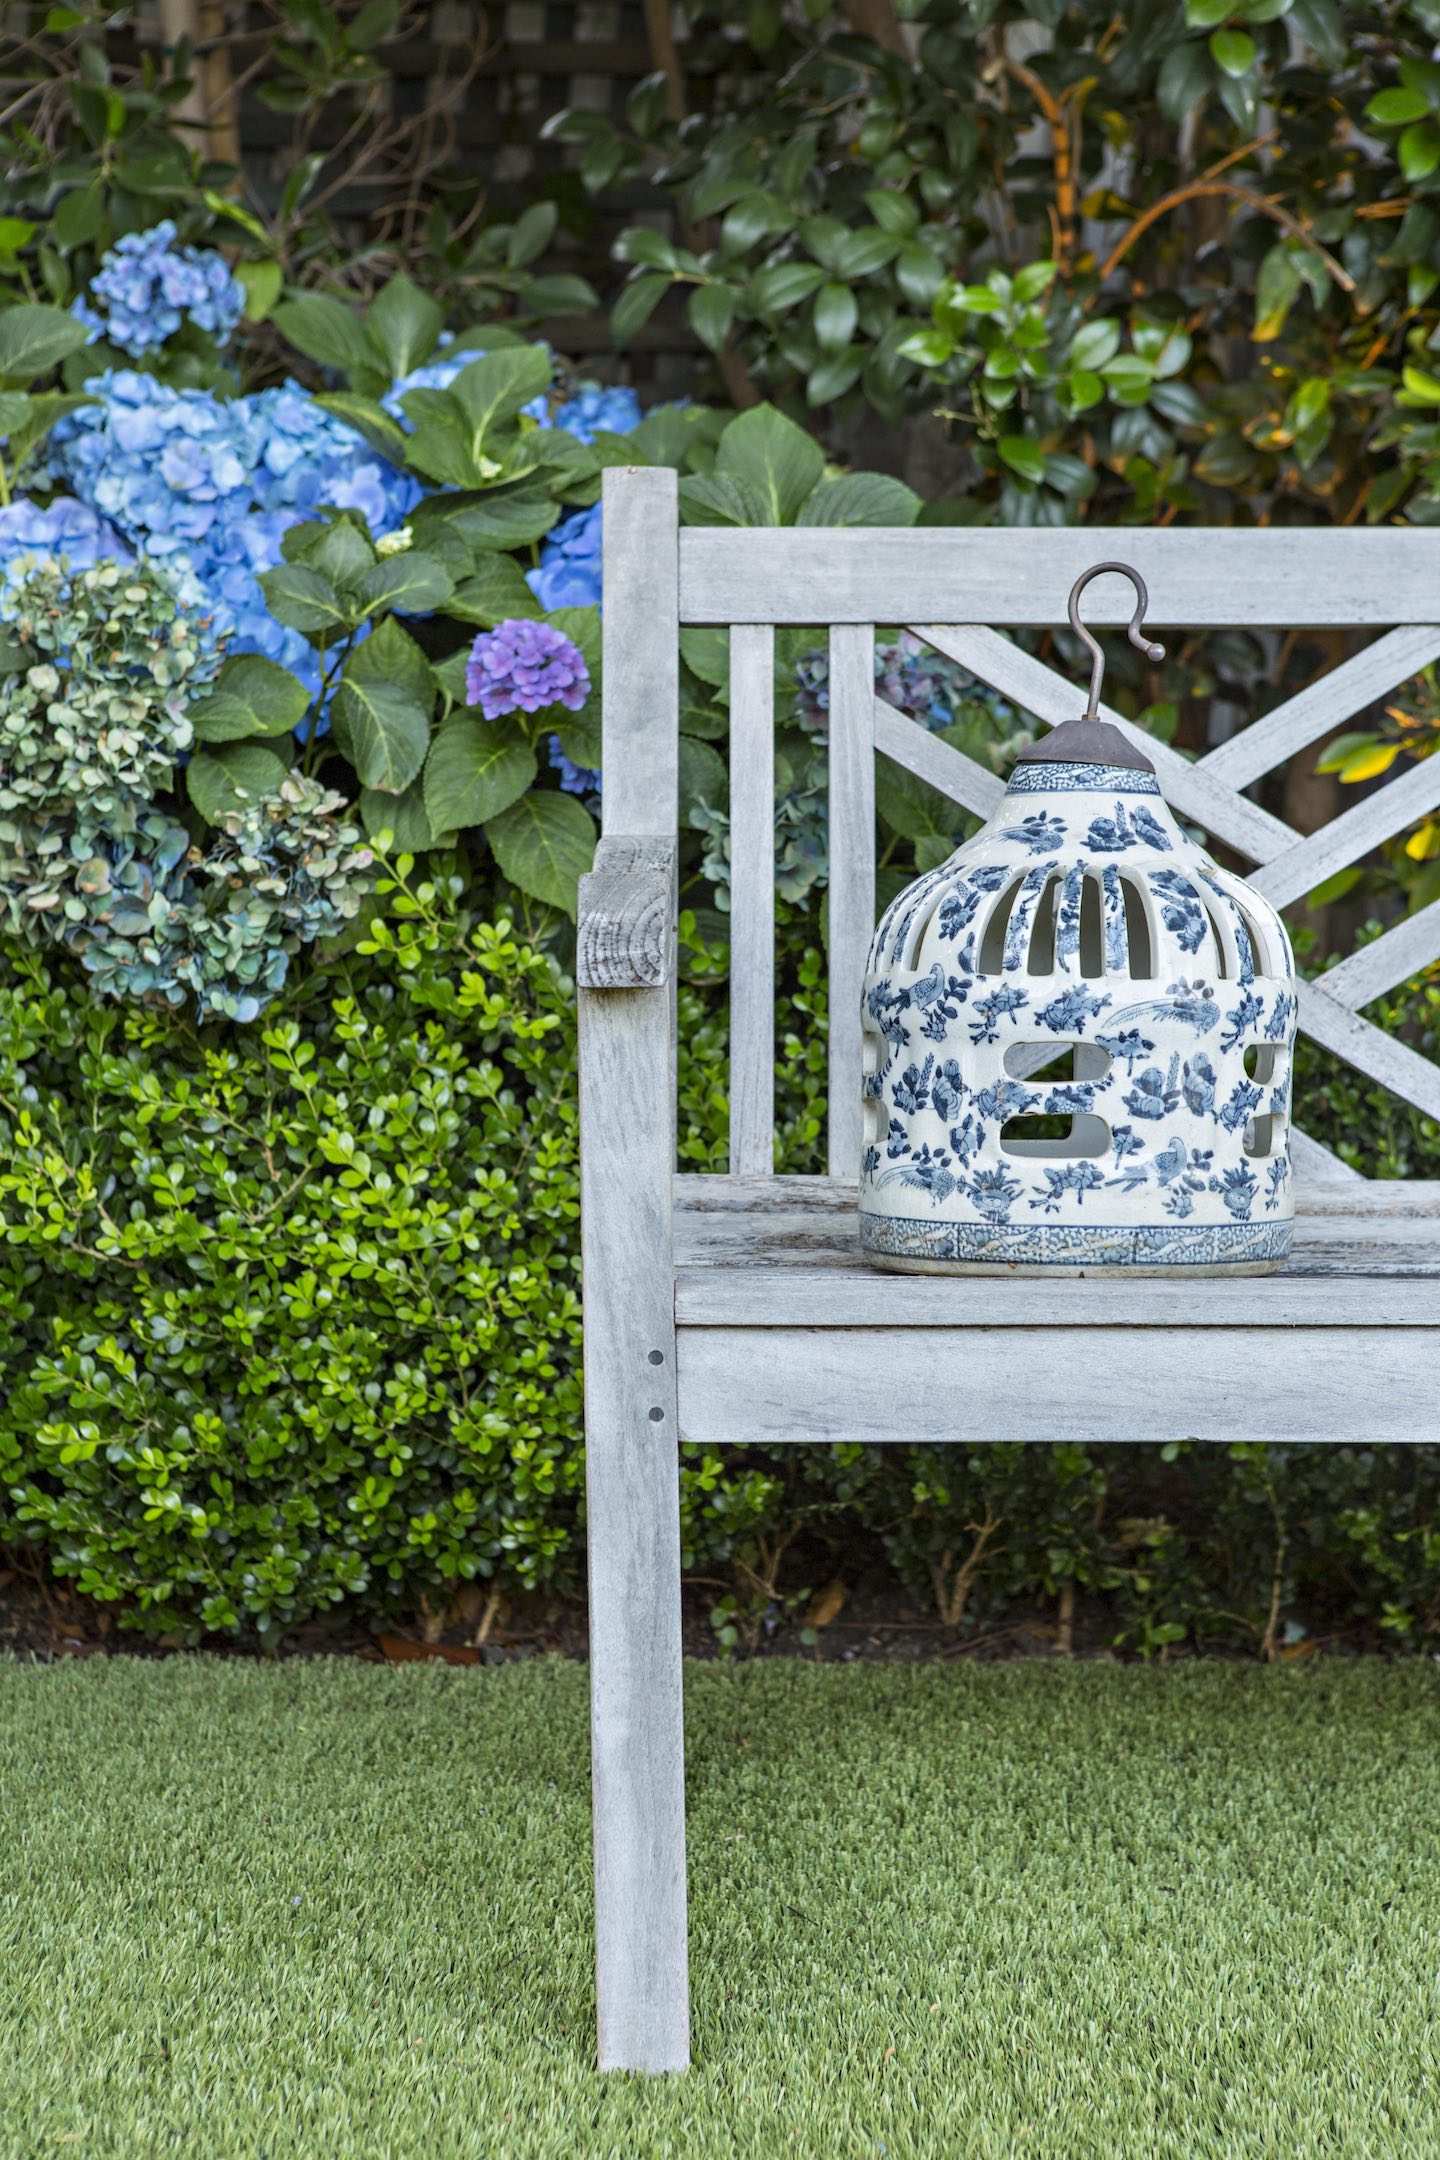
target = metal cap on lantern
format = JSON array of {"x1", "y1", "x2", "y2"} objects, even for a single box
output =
[{"x1": 858, "y1": 562, "x2": 1298, "y2": 1276}]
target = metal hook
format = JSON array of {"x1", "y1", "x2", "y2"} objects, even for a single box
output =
[{"x1": 1067, "y1": 561, "x2": 1165, "y2": 723}]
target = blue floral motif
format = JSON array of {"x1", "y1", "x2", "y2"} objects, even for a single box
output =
[
  {"x1": 999, "y1": 811, "x2": 1066, "y2": 854},
  {"x1": 948, "y1": 1115, "x2": 985, "y2": 1165},
  {"x1": 931, "y1": 1059, "x2": 966, "y2": 1121},
  {"x1": 1096, "y1": 1025, "x2": 1156, "y2": 1073},
  {"x1": 1124, "y1": 1054, "x2": 1181, "y2": 1121},
  {"x1": 1211, "y1": 1162, "x2": 1259, "y2": 1220},
  {"x1": 1002, "y1": 863, "x2": 1058, "y2": 970},
  {"x1": 1054, "y1": 867, "x2": 1084, "y2": 969},
  {"x1": 913, "y1": 959, "x2": 975, "y2": 1040},
  {"x1": 937, "y1": 864, "x2": 1009, "y2": 941},
  {"x1": 867, "y1": 978, "x2": 912, "y2": 1055},
  {"x1": 1149, "y1": 869, "x2": 1208, "y2": 953},
  {"x1": 1217, "y1": 1078, "x2": 1263, "y2": 1134},
  {"x1": 893, "y1": 1054, "x2": 935, "y2": 1114},
  {"x1": 892, "y1": 1144, "x2": 960, "y2": 1203},
  {"x1": 1036, "y1": 984, "x2": 1111, "y2": 1034},
  {"x1": 1042, "y1": 1082, "x2": 1098, "y2": 1115},
  {"x1": 1030, "y1": 1162, "x2": 1106, "y2": 1213},
  {"x1": 1111, "y1": 1123, "x2": 1143, "y2": 1165},
  {"x1": 1265, "y1": 1155, "x2": 1290, "y2": 1211},
  {"x1": 886, "y1": 1117, "x2": 909, "y2": 1160},
  {"x1": 1264, "y1": 989, "x2": 1297, "y2": 1041},
  {"x1": 862, "y1": 1144, "x2": 881, "y2": 1177},
  {"x1": 974, "y1": 1077, "x2": 1038, "y2": 1122},
  {"x1": 968, "y1": 984, "x2": 1028, "y2": 1044},
  {"x1": 1220, "y1": 988, "x2": 1265, "y2": 1053},
  {"x1": 1085, "y1": 800, "x2": 1173, "y2": 853},
  {"x1": 968, "y1": 1165, "x2": 1022, "y2": 1221},
  {"x1": 1181, "y1": 1051, "x2": 1217, "y2": 1117}
]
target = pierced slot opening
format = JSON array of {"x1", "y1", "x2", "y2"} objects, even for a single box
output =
[
  {"x1": 978, "y1": 878, "x2": 1023, "y2": 972},
  {"x1": 1244, "y1": 1114, "x2": 1277, "y2": 1159},
  {"x1": 1079, "y1": 876, "x2": 1105, "y2": 978},
  {"x1": 1027, "y1": 875, "x2": 1060, "y2": 975},
  {"x1": 999, "y1": 1042, "x2": 1113, "y2": 1157},
  {"x1": 1243, "y1": 1044, "x2": 1278, "y2": 1083},
  {"x1": 1120, "y1": 877, "x2": 1154, "y2": 978},
  {"x1": 1202, "y1": 906, "x2": 1232, "y2": 979}
]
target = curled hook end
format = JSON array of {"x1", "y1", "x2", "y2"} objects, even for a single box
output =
[{"x1": 1141, "y1": 637, "x2": 1165, "y2": 663}]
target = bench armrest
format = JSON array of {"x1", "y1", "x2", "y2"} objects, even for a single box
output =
[{"x1": 577, "y1": 837, "x2": 676, "y2": 991}]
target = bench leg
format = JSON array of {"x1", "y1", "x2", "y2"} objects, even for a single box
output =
[
  {"x1": 580, "y1": 985, "x2": 689, "y2": 2072},
  {"x1": 587, "y1": 1387, "x2": 689, "y2": 2071}
]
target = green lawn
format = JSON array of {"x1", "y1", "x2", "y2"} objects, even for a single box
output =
[{"x1": 3, "y1": 1656, "x2": 1439, "y2": 2159}]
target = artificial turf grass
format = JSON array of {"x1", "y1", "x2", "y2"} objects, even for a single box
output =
[{"x1": 2, "y1": 1658, "x2": 1438, "y2": 2160}]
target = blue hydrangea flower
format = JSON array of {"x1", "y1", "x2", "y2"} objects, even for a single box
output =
[
  {"x1": 382, "y1": 341, "x2": 504, "y2": 420},
  {"x1": 73, "y1": 220, "x2": 246, "y2": 356},
  {"x1": 522, "y1": 381, "x2": 643, "y2": 441},
  {"x1": 548, "y1": 737, "x2": 600, "y2": 794},
  {"x1": 0, "y1": 497, "x2": 132, "y2": 595},
  {"x1": 51, "y1": 371, "x2": 420, "y2": 693},
  {"x1": 467, "y1": 619, "x2": 591, "y2": 719},
  {"x1": 526, "y1": 503, "x2": 602, "y2": 611}
]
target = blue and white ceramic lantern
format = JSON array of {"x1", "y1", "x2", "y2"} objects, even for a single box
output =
[{"x1": 859, "y1": 563, "x2": 1298, "y2": 1275}]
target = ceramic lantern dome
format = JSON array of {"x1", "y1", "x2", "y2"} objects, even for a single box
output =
[{"x1": 859, "y1": 563, "x2": 1299, "y2": 1276}]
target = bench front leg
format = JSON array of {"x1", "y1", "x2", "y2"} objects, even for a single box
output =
[{"x1": 578, "y1": 837, "x2": 688, "y2": 2073}]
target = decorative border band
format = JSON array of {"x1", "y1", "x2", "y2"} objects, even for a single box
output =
[
  {"x1": 1008, "y1": 762, "x2": 1161, "y2": 797},
  {"x1": 860, "y1": 1212, "x2": 1293, "y2": 1268}
]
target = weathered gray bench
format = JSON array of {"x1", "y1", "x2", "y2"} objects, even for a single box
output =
[{"x1": 577, "y1": 468, "x2": 1440, "y2": 2072}]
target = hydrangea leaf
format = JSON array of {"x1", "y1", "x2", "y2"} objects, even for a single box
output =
[
  {"x1": 448, "y1": 487, "x2": 559, "y2": 550},
  {"x1": 310, "y1": 517, "x2": 377, "y2": 595},
  {"x1": 484, "y1": 790, "x2": 596, "y2": 914},
  {"x1": 366, "y1": 274, "x2": 444, "y2": 381},
  {"x1": 258, "y1": 563, "x2": 355, "y2": 636},
  {"x1": 191, "y1": 655, "x2": 312, "y2": 743},
  {"x1": 314, "y1": 392, "x2": 409, "y2": 464},
  {"x1": 272, "y1": 293, "x2": 380, "y2": 383},
  {"x1": 360, "y1": 779, "x2": 444, "y2": 853},
  {"x1": 0, "y1": 303, "x2": 89, "y2": 381},
  {"x1": 332, "y1": 618, "x2": 433, "y2": 794},
  {"x1": 797, "y1": 473, "x2": 922, "y2": 527},
  {"x1": 680, "y1": 736, "x2": 727, "y2": 823},
  {"x1": 445, "y1": 347, "x2": 553, "y2": 454},
  {"x1": 714, "y1": 402, "x2": 826, "y2": 524},
  {"x1": 678, "y1": 473, "x2": 771, "y2": 526},
  {"x1": 358, "y1": 552, "x2": 455, "y2": 618},
  {"x1": 542, "y1": 603, "x2": 601, "y2": 687},
  {"x1": 186, "y1": 741, "x2": 291, "y2": 824},
  {"x1": 445, "y1": 554, "x2": 543, "y2": 628},
  {"x1": 423, "y1": 716, "x2": 536, "y2": 831}
]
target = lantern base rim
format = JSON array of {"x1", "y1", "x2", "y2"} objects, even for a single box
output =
[{"x1": 859, "y1": 1213, "x2": 1292, "y2": 1275}]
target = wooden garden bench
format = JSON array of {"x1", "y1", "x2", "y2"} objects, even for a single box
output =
[{"x1": 576, "y1": 468, "x2": 1440, "y2": 2072}]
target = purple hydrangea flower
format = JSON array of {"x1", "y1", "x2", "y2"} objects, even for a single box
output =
[
  {"x1": 548, "y1": 737, "x2": 600, "y2": 795},
  {"x1": 466, "y1": 619, "x2": 592, "y2": 720}
]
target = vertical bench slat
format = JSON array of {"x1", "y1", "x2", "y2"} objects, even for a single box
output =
[
  {"x1": 728, "y1": 624, "x2": 775, "y2": 1175},
  {"x1": 827, "y1": 624, "x2": 876, "y2": 1177},
  {"x1": 602, "y1": 466, "x2": 679, "y2": 840}
]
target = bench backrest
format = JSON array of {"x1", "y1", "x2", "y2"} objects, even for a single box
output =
[{"x1": 600, "y1": 466, "x2": 1440, "y2": 1180}]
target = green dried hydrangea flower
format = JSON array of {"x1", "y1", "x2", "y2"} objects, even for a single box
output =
[
  {"x1": 0, "y1": 559, "x2": 373, "y2": 1024},
  {"x1": 0, "y1": 558, "x2": 218, "y2": 831}
]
